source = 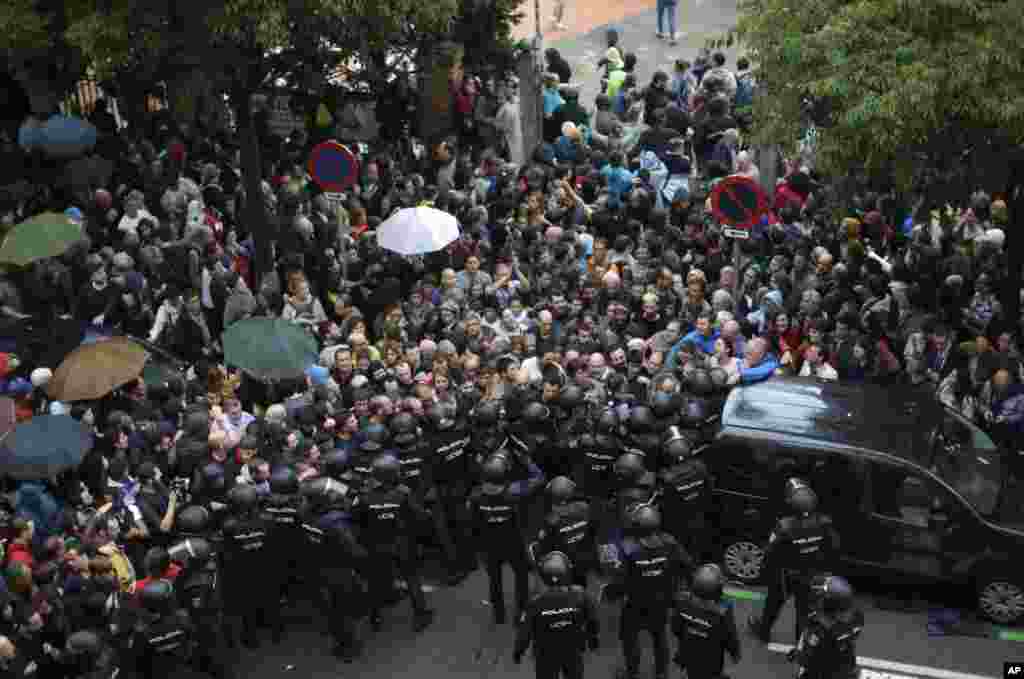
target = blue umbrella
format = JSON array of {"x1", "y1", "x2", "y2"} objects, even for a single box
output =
[
  {"x1": 0, "y1": 415, "x2": 93, "y2": 480},
  {"x1": 38, "y1": 115, "x2": 97, "y2": 158}
]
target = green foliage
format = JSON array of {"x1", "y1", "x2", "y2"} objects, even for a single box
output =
[{"x1": 737, "y1": 0, "x2": 1024, "y2": 189}]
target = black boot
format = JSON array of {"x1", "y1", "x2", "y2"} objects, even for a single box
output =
[{"x1": 413, "y1": 608, "x2": 435, "y2": 632}]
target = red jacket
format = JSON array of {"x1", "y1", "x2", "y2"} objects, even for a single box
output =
[{"x1": 6, "y1": 541, "x2": 33, "y2": 569}]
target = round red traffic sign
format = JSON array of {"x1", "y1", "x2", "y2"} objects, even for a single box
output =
[{"x1": 307, "y1": 140, "x2": 360, "y2": 192}]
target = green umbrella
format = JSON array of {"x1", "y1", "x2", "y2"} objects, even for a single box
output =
[
  {"x1": 221, "y1": 317, "x2": 319, "y2": 381},
  {"x1": 0, "y1": 212, "x2": 83, "y2": 266}
]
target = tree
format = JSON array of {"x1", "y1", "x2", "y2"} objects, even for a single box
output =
[{"x1": 737, "y1": 0, "x2": 1024, "y2": 190}]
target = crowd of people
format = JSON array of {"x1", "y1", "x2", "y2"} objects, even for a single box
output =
[{"x1": 0, "y1": 30, "x2": 1018, "y2": 679}]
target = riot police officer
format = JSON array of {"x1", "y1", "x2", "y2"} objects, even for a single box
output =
[
  {"x1": 470, "y1": 399, "x2": 507, "y2": 461},
  {"x1": 532, "y1": 476, "x2": 596, "y2": 589},
  {"x1": 167, "y1": 536, "x2": 228, "y2": 679},
  {"x1": 126, "y1": 581, "x2": 199, "y2": 679},
  {"x1": 748, "y1": 478, "x2": 838, "y2": 644},
  {"x1": 625, "y1": 405, "x2": 661, "y2": 463},
  {"x1": 519, "y1": 401, "x2": 558, "y2": 476},
  {"x1": 671, "y1": 564, "x2": 741, "y2": 679},
  {"x1": 390, "y1": 413, "x2": 431, "y2": 498},
  {"x1": 513, "y1": 551, "x2": 600, "y2": 679},
  {"x1": 351, "y1": 454, "x2": 436, "y2": 632},
  {"x1": 617, "y1": 504, "x2": 693, "y2": 679},
  {"x1": 260, "y1": 465, "x2": 304, "y2": 642},
  {"x1": 657, "y1": 426, "x2": 715, "y2": 563},
  {"x1": 790, "y1": 575, "x2": 863, "y2": 679},
  {"x1": 429, "y1": 403, "x2": 476, "y2": 583},
  {"x1": 59, "y1": 630, "x2": 118, "y2": 679},
  {"x1": 350, "y1": 424, "x2": 390, "y2": 494},
  {"x1": 468, "y1": 449, "x2": 546, "y2": 624},
  {"x1": 300, "y1": 477, "x2": 368, "y2": 660},
  {"x1": 610, "y1": 453, "x2": 656, "y2": 528},
  {"x1": 220, "y1": 484, "x2": 268, "y2": 649},
  {"x1": 322, "y1": 448, "x2": 354, "y2": 483}
]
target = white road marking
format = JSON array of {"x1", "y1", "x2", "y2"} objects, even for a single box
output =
[{"x1": 766, "y1": 643, "x2": 997, "y2": 679}]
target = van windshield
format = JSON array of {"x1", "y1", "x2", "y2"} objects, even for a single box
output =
[{"x1": 930, "y1": 409, "x2": 1002, "y2": 517}]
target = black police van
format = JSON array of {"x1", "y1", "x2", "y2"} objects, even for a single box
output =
[{"x1": 705, "y1": 376, "x2": 1024, "y2": 624}]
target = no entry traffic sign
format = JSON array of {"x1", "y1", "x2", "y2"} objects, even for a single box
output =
[
  {"x1": 710, "y1": 175, "x2": 773, "y2": 230},
  {"x1": 307, "y1": 140, "x2": 360, "y2": 192}
]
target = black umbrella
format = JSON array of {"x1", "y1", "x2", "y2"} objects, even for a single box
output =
[{"x1": 0, "y1": 415, "x2": 93, "y2": 480}]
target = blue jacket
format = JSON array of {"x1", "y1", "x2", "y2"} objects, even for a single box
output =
[
  {"x1": 737, "y1": 354, "x2": 780, "y2": 384},
  {"x1": 15, "y1": 481, "x2": 61, "y2": 547},
  {"x1": 666, "y1": 329, "x2": 720, "y2": 368},
  {"x1": 601, "y1": 165, "x2": 635, "y2": 207}
]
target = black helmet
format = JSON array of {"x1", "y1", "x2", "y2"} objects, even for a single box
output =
[
  {"x1": 595, "y1": 433, "x2": 619, "y2": 453},
  {"x1": 629, "y1": 504, "x2": 661, "y2": 534},
  {"x1": 480, "y1": 454, "x2": 509, "y2": 484},
  {"x1": 690, "y1": 369, "x2": 713, "y2": 396},
  {"x1": 175, "y1": 505, "x2": 210, "y2": 534},
  {"x1": 615, "y1": 452, "x2": 646, "y2": 482},
  {"x1": 430, "y1": 403, "x2": 456, "y2": 431},
  {"x1": 708, "y1": 367, "x2": 730, "y2": 391},
  {"x1": 663, "y1": 426, "x2": 692, "y2": 461},
  {"x1": 596, "y1": 408, "x2": 620, "y2": 435},
  {"x1": 521, "y1": 401, "x2": 550, "y2": 425},
  {"x1": 390, "y1": 412, "x2": 417, "y2": 435},
  {"x1": 579, "y1": 433, "x2": 596, "y2": 450},
  {"x1": 538, "y1": 551, "x2": 572, "y2": 586},
  {"x1": 372, "y1": 454, "x2": 401, "y2": 484},
  {"x1": 168, "y1": 537, "x2": 213, "y2": 565},
  {"x1": 785, "y1": 477, "x2": 818, "y2": 514},
  {"x1": 66, "y1": 630, "x2": 102, "y2": 664},
  {"x1": 361, "y1": 422, "x2": 390, "y2": 451},
  {"x1": 474, "y1": 400, "x2": 503, "y2": 427},
  {"x1": 323, "y1": 449, "x2": 351, "y2": 477},
  {"x1": 651, "y1": 391, "x2": 675, "y2": 418},
  {"x1": 201, "y1": 462, "x2": 226, "y2": 491},
  {"x1": 814, "y1": 574, "x2": 854, "y2": 613},
  {"x1": 691, "y1": 563, "x2": 725, "y2": 600},
  {"x1": 559, "y1": 385, "x2": 585, "y2": 410},
  {"x1": 269, "y1": 465, "x2": 299, "y2": 494},
  {"x1": 546, "y1": 476, "x2": 576, "y2": 503},
  {"x1": 139, "y1": 580, "x2": 175, "y2": 613},
  {"x1": 680, "y1": 396, "x2": 709, "y2": 428},
  {"x1": 301, "y1": 477, "x2": 347, "y2": 509},
  {"x1": 228, "y1": 484, "x2": 259, "y2": 511},
  {"x1": 629, "y1": 405, "x2": 656, "y2": 433}
]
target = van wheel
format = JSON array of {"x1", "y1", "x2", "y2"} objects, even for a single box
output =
[
  {"x1": 722, "y1": 539, "x2": 765, "y2": 583},
  {"x1": 977, "y1": 576, "x2": 1024, "y2": 625}
]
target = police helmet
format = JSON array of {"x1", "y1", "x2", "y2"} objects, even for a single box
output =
[
  {"x1": 785, "y1": 477, "x2": 818, "y2": 514},
  {"x1": 269, "y1": 465, "x2": 299, "y2": 494},
  {"x1": 689, "y1": 369, "x2": 713, "y2": 396},
  {"x1": 708, "y1": 367, "x2": 730, "y2": 391},
  {"x1": 691, "y1": 563, "x2": 725, "y2": 600},
  {"x1": 175, "y1": 505, "x2": 210, "y2": 534},
  {"x1": 372, "y1": 454, "x2": 401, "y2": 484},
  {"x1": 663, "y1": 427, "x2": 693, "y2": 461},
  {"x1": 596, "y1": 408, "x2": 620, "y2": 435},
  {"x1": 595, "y1": 433, "x2": 619, "y2": 453},
  {"x1": 201, "y1": 462, "x2": 226, "y2": 491},
  {"x1": 614, "y1": 452, "x2": 646, "y2": 481},
  {"x1": 629, "y1": 504, "x2": 661, "y2": 534},
  {"x1": 546, "y1": 476, "x2": 577, "y2": 503},
  {"x1": 651, "y1": 391, "x2": 676, "y2": 418},
  {"x1": 559, "y1": 385, "x2": 585, "y2": 410},
  {"x1": 680, "y1": 396, "x2": 709, "y2": 428},
  {"x1": 66, "y1": 630, "x2": 102, "y2": 661},
  {"x1": 360, "y1": 422, "x2": 390, "y2": 451},
  {"x1": 323, "y1": 448, "x2": 351, "y2": 476},
  {"x1": 538, "y1": 551, "x2": 573, "y2": 586},
  {"x1": 390, "y1": 412, "x2": 417, "y2": 436},
  {"x1": 579, "y1": 433, "x2": 596, "y2": 450},
  {"x1": 139, "y1": 580, "x2": 175, "y2": 613},
  {"x1": 813, "y1": 574, "x2": 854, "y2": 612},
  {"x1": 301, "y1": 477, "x2": 347, "y2": 508},
  {"x1": 522, "y1": 401, "x2": 550, "y2": 425},
  {"x1": 474, "y1": 400, "x2": 503, "y2": 427},
  {"x1": 167, "y1": 537, "x2": 213, "y2": 565},
  {"x1": 429, "y1": 403, "x2": 456, "y2": 431},
  {"x1": 227, "y1": 484, "x2": 259, "y2": 512},
  {"x1": 629, "y1": 405, "x2": 656, "y2": 433},
  {"x1": 480, "y1": 454, "x2": 509, "y2": 484}
]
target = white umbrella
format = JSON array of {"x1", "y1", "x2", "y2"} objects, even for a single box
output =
[{"x1": 376, "y1": 207, "x2": 460, "y2": 255}]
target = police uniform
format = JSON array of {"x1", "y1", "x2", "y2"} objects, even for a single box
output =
[
  {"x1": 534, "y1": 498, "x2": 597, "y2": 589},
  {"x1": 468, "y1": 453, "x2": 546, "y2": 624},
  {"x1": 671, "y1": 589, "x2": 740, "y2": 679},
  {"x1": 220, "y1": 495, "x2": 269, "y2": 648},
  {"x1": 658, "y1": 456, "x2": 715, "y2": 563},
  {"x1": 514, "y1": 584, "x2": 600, "y2": 679},
  {"x1": 260, "y1": 468, "x2": 304, "y2": 641},
  {"x1": 168, "y1": 538, "x2": 229, "y2": 679},
  {"x1": 430, "y1": 413, "x2": 475, "y2": 576},
  {"x1": 792, "y1": 594, "x2": 863, "y2": 679},
  {"x1": 127, "y1": 585, "x2": 199, "y2": 679},
  {"x1": 300, "y1": 480, "x2": 368, "y2": 659}
]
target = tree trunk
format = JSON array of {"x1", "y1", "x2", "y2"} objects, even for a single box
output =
[{"x1": 232, "y1": 84, "x2": 273, "y2": 285}]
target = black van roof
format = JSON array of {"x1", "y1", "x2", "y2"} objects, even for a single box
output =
[{"x1": 720, "y1": 377, "x2": 944, "y2": 461}]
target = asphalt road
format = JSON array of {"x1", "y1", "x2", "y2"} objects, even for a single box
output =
[{"x1": 230, "y1": 558, "x2": 1018, "y2": 679}]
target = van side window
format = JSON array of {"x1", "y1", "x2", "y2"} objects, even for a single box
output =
[
  {"x1": 870, "y1": 462, "x2": 961, "y2": 528},
  {"x1": 714, "y1": 441, "x2": 774, "y2": 497}
]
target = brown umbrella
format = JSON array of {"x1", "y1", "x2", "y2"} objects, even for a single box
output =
[{"x1": 47, "y1": 337, "x2": 148, "y2": 402}]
